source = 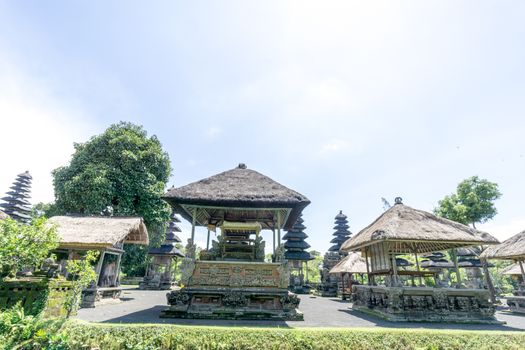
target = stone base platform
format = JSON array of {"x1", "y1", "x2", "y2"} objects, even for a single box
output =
[
  {"x1": 352, "y1": 285, "x2": 502, "y2": 324},
  {"x1": 160, "y1": 260, "x2": 303, "y2": 320},
  {"x1": 161, "y1": 287, "x2": 303, "y2": 320},
  {"x1": 506, "y1": 296, "x2": 525, "y2": 314},
  {"x1": 81, "y1": 287, "x2": 122, "y2": 308}
]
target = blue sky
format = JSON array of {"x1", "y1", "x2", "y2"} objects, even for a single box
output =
[{"x1": 1, "y1": 1, "x2": 524, "y2": 253}]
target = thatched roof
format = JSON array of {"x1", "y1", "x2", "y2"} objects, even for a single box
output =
[
  {"x1": 480, "y1": 230, "x2": 525, "y2": 260},
  {"x1": 329, "y1": 252, "x2": 368, "y2": 274},
  {"x1": 341, "y1": 203, "x2": 499, "y2": 254},
  {"x1": 0, "y1": 210, "x2": 9, "y2": 220},
  {"x1": 501, "y1": 263, "x2": 524, "y2": 276},
  {"x1": 49, "y1": 216, "x2": 149, "y2": 248},
  {"x1": 163, "y1": 164, "x2": 310, "y2": 229}
]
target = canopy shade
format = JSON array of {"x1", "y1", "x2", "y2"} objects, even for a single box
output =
[
  {"x1": 329, "y1": 252, "x2": 368, "y2": 274},
  {"x1": 49, "y1": 216, "x2": 149, "y2": 249},
  {"x1": 162, "y1": 164, "x2": 310, "y2": 230},
  {"x1": 480, "y1": 230, "x2": 525, "y2": 260},
  {"x1": 341, "y1": 203, "x2": 498, "y2": 254}
]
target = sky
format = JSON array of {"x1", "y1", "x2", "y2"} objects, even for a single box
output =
[{"x1": 1, "y1": 1, "x2": 524, "y2": 254}]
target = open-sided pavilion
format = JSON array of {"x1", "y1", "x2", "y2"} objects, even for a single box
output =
[
  {"x1": 341, "y1": 198, "x2": 500, "y2": 323},
  {"x1": 481, "y1": 230, "x2": 525, "y2": 313}
]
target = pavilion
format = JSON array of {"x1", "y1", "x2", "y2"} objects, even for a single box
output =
[
  {"x1": 160, "y1": 163, "x2": 309, "y2": 320},
  {"x1": 341, "y1": 198, "x2": 500, "y2": 323},
  {"x1": 48, "y1": 215, "x2": 149, "y2": 307},
  {"x1": 481, "y1": 230, "x2": 525, "y2": 313},
  {"x1": 329, "y1": 252, "x2": 367, "y2": 300}
]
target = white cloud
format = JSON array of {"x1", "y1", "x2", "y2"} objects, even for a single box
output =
[
  {"x1": 205, "y1": 126, "x2": 222, "y2": 140},
  {"x1": 480, "y1": 218, "x2": 525, "y2": 242},
  {"x1": 0, "y1": 54, "x2": 97, "y2": 204}
]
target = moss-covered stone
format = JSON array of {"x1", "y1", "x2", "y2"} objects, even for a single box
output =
[{"x1": 0, "y1": 277, "x2": 73, "y2": 317}]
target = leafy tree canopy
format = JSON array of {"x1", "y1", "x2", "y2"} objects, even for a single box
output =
[
  {"x1": 51, "y1": 122, "x2": 172, "y2": 275},
  {"x1": 0, "y1": 217, "x2": 59, "y2": 277},
  {"x1": 434, "y1": 176, "x2": 501, "y2": 228}
]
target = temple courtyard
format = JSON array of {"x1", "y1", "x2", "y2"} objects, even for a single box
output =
[{"x1": 76, "y1": 286, "x2": 525, "y2": 331}]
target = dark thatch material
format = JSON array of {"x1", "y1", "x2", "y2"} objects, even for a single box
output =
[
  {"x1": 329, "y1": 252, "x2": 367, "y2": 274},
  {"x1": 48, "y1": 216, "x2": 149, "y2": 248},
  {"x1": 480, "y1": 230, "x2": 525, "y2": 260},
  {"x1": 341, "y1": 203, "x2": 499, "y2": 253},
  {"x1": 163, "y1": 164, "x2": 310, "y2": 229},
  {"x1": 148, "y1": 243, "x2": 184, "y2": 257}
]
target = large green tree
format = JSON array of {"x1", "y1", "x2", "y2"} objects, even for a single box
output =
[
  {"x1": 51, "y1": 122, "x2": 172, "y2": 276},
  {"x1": 434, "y1": 176, "x2": 501, "y2": 228}
]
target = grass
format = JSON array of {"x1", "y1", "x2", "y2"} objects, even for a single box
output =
[{"x1": 61, "y1": 321, "x2": 525, "y2": 350}]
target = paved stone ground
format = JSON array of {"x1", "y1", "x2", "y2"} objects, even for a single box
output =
[{"x1": 77, "y1": 287, "x2": 525, "y2": 331}]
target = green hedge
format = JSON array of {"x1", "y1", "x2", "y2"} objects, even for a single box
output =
[{"x1": 61, "y1": 322, "x2": 525, "y2": 350}]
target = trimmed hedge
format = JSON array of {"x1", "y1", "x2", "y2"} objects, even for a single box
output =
[{"x1": 62, "y1": 322, "x2": 525, "y2": 350}]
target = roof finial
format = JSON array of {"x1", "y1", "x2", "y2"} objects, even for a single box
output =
[
  {"x1": 394, "y1": 197, "x2": 403, "y2": 205},
  {"x1": 238, "y1": 163, "x2": 247, "y2": 169}
]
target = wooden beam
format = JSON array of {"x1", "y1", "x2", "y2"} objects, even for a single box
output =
[
  {"x1": 276, "y1": 210, "x2": 282, "y2": 248},
  {"x1": 519, "y1": 259, "x2": 525, "y2": 285},
  {"x1": 206, "y1": 229, "x2": 211, "y2": 251}
]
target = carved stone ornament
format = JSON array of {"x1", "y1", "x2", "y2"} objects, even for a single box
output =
[
  {"x1": 222, "y1": 291, "x2": 248, "y2": 308},
  {"x1": 167, "y1": 290, "x2": 191, "y2": 306},
  {"x1": 280, "y1": 293, "x2": 300, "y2": 310},
  {"x1": 179, "y1": 257, "x2": 196, "y2": 286}
]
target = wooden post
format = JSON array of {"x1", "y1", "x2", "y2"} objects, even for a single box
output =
[
  {"x1": 364, "y1": 247, "x2": 371, "y2": 285},
  {"x1": 452, "y1": 250, "x2": 462, "y2": 287},
  {"x1": 390, "y1": 253, "x2": 398, "y2": 287},
  {"x1": 481, "y1": 257, "x2": 496, "y2": 303},
  {"x1": 518, "y1": 260, "x2": 525, "y2": 285},
  {"x1": 191, "y1": 208, "x2": 197, "y2": 246},
  {"x1": 206, "y1": 229, "x2": 211, "y2": 251},
  {"x1": 95, "y1": 250, "x2": 106, "y2": 287},
  {"x1": 276, "y1": 210, "x2": 282, "y2": 248},
  {"x1": 414, "y1": 250, "x2": 422, "y2": 286},
  {"x1": 114, "y1": 253, "x2": 122, "y2": 287},
  {"x1": 272, "y1": 228, "x2": 276, "y2": 256}
]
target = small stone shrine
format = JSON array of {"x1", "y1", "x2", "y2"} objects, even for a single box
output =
[
  {"x1": 140, "y1": 211, "x2": 184, "y2": 290},
  {"x1": 48, "y1": 215, "x2": 149, "y2": 307},
  {"x1": 341, "y1": 198, "x2": 501, "y2": 323},
  {"x1": 160, "y1": 164, "x2": 309, "y2": 320},
  {"x1": 319, "y1": 210, "x2": 352, "y2": 297},
  {"x1": 481, "y1": 230, "x2": 525, "y2": 313},
  {"x1": 283, "y1": 214, "x2": 313, "y2": 294},
  {"x1": 0, "y1": 171, "x2": 32, "y2": 223}
]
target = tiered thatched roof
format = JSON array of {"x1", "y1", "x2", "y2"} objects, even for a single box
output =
[
  {"x1": 501, "y1": 263, "x2": 523, "y2": 276},
  {"x1": 49, "y1": 216, "x2": 149, "y2": 248},
  {"x1": 480, "y1": 230, "x2": 525, "y2": 260},
  {"x1": 163, "y1": 164, "x2": 310, "y2": 230},
  {"x1": 341, "y1": 202, "x2": 498, "y2": 254},
  {"x1": 329, "y1": 252, "x2": 367, "y2": 274}
]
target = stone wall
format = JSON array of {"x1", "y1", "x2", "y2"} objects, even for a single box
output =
[
  {"x1": 0, "y1": 277, "x2": 73, "y2": 317},
  {"x1": 352, "y1": 285, "x2": 500, "y2": 324}
]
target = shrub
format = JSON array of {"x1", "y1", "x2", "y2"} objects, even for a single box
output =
[{"x1": 0, "y1": 217, "x2": 58, "y2": 277}]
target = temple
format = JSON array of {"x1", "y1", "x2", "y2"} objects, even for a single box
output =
[
  {"x1": 140, "y1": 211, "x2": 184, "y2": 290},
  {"x1": 341, "y1": 198, "x2": 501, "y2": 323},
  {"x1": 160, "y1": 164, "x2": 310, "y2": 320},
  {"x1": 481, "y1": 230, "x2": 525, "y2": 313},
  {"x1": 319, "y1": 210, "x2": 352, "y2": 297},
  {"x1": 48, "y1": 215, "x2": 149, "y2": 307},
  {"x1": 283, "y1": 214, "x2": 313, "y2": 294}
]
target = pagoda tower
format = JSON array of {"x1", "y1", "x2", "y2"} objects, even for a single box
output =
[
  {"x1": 283, "y1": 214, "x2": 312, "y2": 261},
  {"x1": 283, "y1": 214, "x2": 313, "y2": 293},
  {"x1": 319, "y1": 210, "x2": 352, "y2": 297},
  {"x1": 140, "y1": 210, "x2": 184, "y2": 290},
  {"x1": 0, "y1": 171, "x2": 32, "y2": 223},
  {"x1": 329, "y1": 210, "x2": 352, "y2": 253}
]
